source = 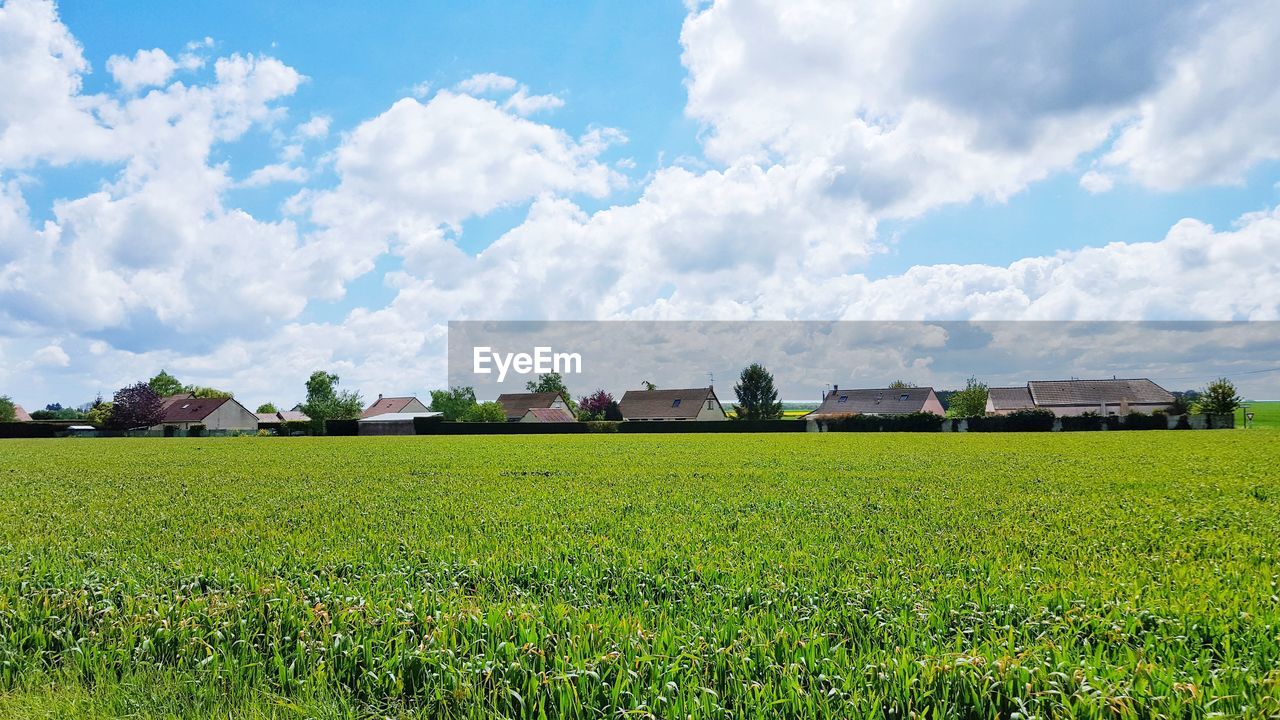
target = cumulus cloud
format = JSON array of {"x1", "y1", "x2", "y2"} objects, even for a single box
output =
[
  {"x1": 680, "y1": 0, "x2": 1280, "y2": 211},
  {"x1": 31, "y1": 343, "x2": 69, "y2": 367},
  {"x1": 306, "y1": 91, "x2": 622, "y2": 232},
  {"x1": 106, "y1": 48, "x2": 177, "y2": 92},
  {"x1": 1079, "y1": 170, "x2": 1115, "y2": 194},
  {"x1": 3, "y1": 0, "x2": 1280, "y2": 407}
]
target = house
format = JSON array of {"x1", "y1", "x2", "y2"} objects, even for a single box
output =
[
  {"x1": 152, "y1": 396, "x2": 258, "y2": 432},
  {"x1": 618, "y1": 387, "x2": 726, "y2": 421},
  {"x1": 256, "y1": 409, "x2": 311, "y2": 427},
  {"x1": 357, "y1": 411, "x2": 441, "y2": 436},
  {"x1": 496, "y1": 392, "x2": 573, "y2": 422},
  {"x1": 804, "y1": 386, "x2": 946, "y2": 418},
  {"x1": 992, "y1": 378, "x2": 1175, "y2": 417},
  {"x1": 519, "y1": 407, "x2": 576, "y2": 423},
  {"x1": 362, "y1": 394, "x2": 429, "y2": 418},
  {"x1": 985, "y1": 387, "x2": 1036, "y2": 415},
  {"x1": 13, "y1": 404, "x2": 32, "y2": 422}
]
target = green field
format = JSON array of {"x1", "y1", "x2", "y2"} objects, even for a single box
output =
[
  {"x1": 1243, "y1": 400, "x2": 1280, "y2": 430},
  {"x1": 1, "y1": 434, "x2": 1278, "y2": 718}
]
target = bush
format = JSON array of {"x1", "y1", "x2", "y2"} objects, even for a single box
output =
[
  {"x1": 1004, "y1": 409, "x2": 1056, "y2": 432},
  {"x1": 461, "y1": 401, "x2": 507, "y2": 423},
  {"x1": 584, "y1": 421, "x2": 620, "y2": 433},
  {"x1": 1060, "y1": 414, "x2": 1105, "y2": 432},
  {"x1": 188, "y1": 424, "x2": 205, "y2": 437},
  {"x1": 821, "y1": 412, "x2": 943, "y2": 432}
]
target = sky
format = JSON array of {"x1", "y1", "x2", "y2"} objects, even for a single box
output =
[{"x1": 1, "y1": 0, "x2": 1279, "y2": 409}]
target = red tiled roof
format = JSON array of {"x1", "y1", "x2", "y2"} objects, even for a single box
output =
[
  {"x1": 13, "y1": 405, "x2": 32, "y2": 422},
  {"x1": 362, "y1": 396, "x2": 423, "y2": 418},
  {"x1": 161, "y1": 397, "x2": 229, "y2": 423}
]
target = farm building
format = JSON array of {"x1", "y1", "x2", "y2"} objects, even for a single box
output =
[
  {"x1": 619, "y1": 387, "x2": 727, "y2": 421},
  {"x1": 989, "y1": 378, "x2": 1175, "y2": 416},
  {"x1": 496, "y1": 392, "x2": 572, "y2": 422},
  {"x1": 152, "y1": 396, "x2": 258, "y2": 432},
  {"x1": 804, "y1": 386, "x2": 946, "y2": 419},
  {"x1": 357, "y1": 411, "x2": 441, "y2": 435},
  {"x1": 13, "y1": 405, "x2": 31, "y2": 422},
  {"x1": 985, "y1": 387, "x2": 1036, "y2": 414},
  {"x1": 519, "y1": 407, "x2": 576, "y2": 423},
  {"x1": 362, "y1": 395, "x2": 429, "y2": 418}
]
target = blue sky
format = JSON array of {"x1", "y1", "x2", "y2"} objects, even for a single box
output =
[{"x1": 1, "y1": 0, "x2": 1279, "y2": 408}]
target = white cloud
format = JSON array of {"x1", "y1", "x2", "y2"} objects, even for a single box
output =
[
  {"x1": 4, "y1": 0, "x2": 1280, "y2": 408},
  {"x1": 679, "y1": 0, "x2": 1280, "y2": 213},
  {"x1": 455, "y1": 73, "x2": 518, "y2": 94},
  {"x1": 239, "y1": 162, "x2": 308, "y2": 187},
  {"x1": 1102, "y1": 8, "x2": 1280, "y2": 189},
  {"x1": 307, "y1": 92, "x2": 622, "y2": 232},
  {"x1": 106, "y1": 48, "x2": 177, "y2": 92},
  {"x1": 503, "y1": 88, "x2": 565, "y2": 115},
  {"x1": 32, "y1": 343, "x2": 69, "y2": 367},
  {"x1": 294, "y1": 114, "x2": 330, "y2": 139},
  {"x1": 1079, "y1": 170, "x2": 1115, "y2": 194}
]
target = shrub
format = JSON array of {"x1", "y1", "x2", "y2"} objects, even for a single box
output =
[
  {"x1": 188, "y1": 424, "x2": 205, "y2": 437},
  {"x1": 460, "y1": 401, "x2": 507, "y2": 423},
  {"x1": 584, "y1": 421, "x2": 620, "y2": 433},
  {"x1": 1060, "y1": 414, "x2": 1105, "y2": 432},
  {"x1": 1004, "y1": 409, "x2": 1056, "y2": 432}
]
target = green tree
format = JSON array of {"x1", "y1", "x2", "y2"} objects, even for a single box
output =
[
  {"x1": 256, "y1": 402, "x2": 279, "y2": 414},
  {"x1": 732, "y1": 363, "x2": 783, "y2": 420},
  {"x1": 429, "y1": 386, "x2": 478, "y2": 421},
  {"x1": 147, "y1": 370, "x2": 185, "y2": 397},
  {"x1": 526, "y1": 373, "x2": 577, "y2": 414},
  {"x1": 85, "y1": 396, "x2": 112, "y2": 426},
  {"x1": 1196, "y1": 378, "x2": 1241, "y2": 415},
  {"x1": 300, "y1": 371, "x2": 363, "y2": 431},
  {"x1": 460, "y1": 401, "x2": 507, "y2": 422},
  {"x1": 1168, "y1": 393, "x2": 1193, "y2": 415},
  {"x1": 641, "y1": 380, "x2": 657, "y2": 391},
  {"x1": 946, "y1": 377, "x2": 988, "y2": 418},
  {"x1": 0, "y1": 395, "x2": 15, "y2": 422},
  {"x1": 186, "y1": 386, "x2": 233, "y2": 399},
  {"x1": 888, "y1": 380, "x2": 916, "y2": 388}
]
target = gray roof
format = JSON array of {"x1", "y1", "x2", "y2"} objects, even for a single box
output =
[
  {"x1": 362, "y1": 396, "x2": 425, "y2": 418},
  {"x1": 619, "y1": 388, "x2": 719, "y2": 420},
  {"x1": 987, "y1": 386, "x2": 1035, "y2": 411},
  {"x1": 496, "y1": 392, "x2": 563, "y2": 420},
  {"x1": 808, "y1": 387, "x2": 938, "y2": 416},
  {"x1": 522, "y1": 408, "x2": 576, "y2": 422},
  {"x1": 1026, "y1": 378, "x2": 1174, "y2": 407}
]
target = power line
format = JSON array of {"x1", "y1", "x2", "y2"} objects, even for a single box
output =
[{"x1": 1155, "y1": 366, "x2": 1280, "y2": 382}]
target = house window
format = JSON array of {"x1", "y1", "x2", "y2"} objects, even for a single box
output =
[
  {"x1": 899, "y1": 394, "x2": 909, "y2": 401},
  {"x1": 707, "y1": 400, "x2": 713, "y2": 409},
  {"x1": 838, "y1": 395, "x2": 848, "y2": 403},
  {"x1": 672, "y1": 399, "x2": 681, "y2": 408}
]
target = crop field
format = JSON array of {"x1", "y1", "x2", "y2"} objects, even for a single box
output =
[
  {"x1": 1243, "y1": 400, "x2": 1280, "y2": 430},
  {"x1": 0, "y1": 433, "x2": 1278, "y2": 718}
]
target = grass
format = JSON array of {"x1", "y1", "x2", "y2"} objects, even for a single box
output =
[
  {"x1": 1242, "y1": 400, "x2": 1280, "y2": 430},
  {"x1": 0, "y1": 433, "x2": 1278, "y2": 718}
]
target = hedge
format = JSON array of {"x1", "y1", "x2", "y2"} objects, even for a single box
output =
[{"x1": 819, "y1": 412, "x2": 943, "y2": 433}]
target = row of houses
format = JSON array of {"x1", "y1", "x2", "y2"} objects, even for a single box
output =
[
  {"x1": 805, "y1": 378, "x2": 1176, "y2": 419},
  {"x1": 6, "y1": 378, "x2": 1181, "y2": 432}
]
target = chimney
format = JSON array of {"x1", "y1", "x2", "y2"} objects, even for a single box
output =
[{"x1": 377, "y1": 393, "x2": 382, "y2": 400}]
